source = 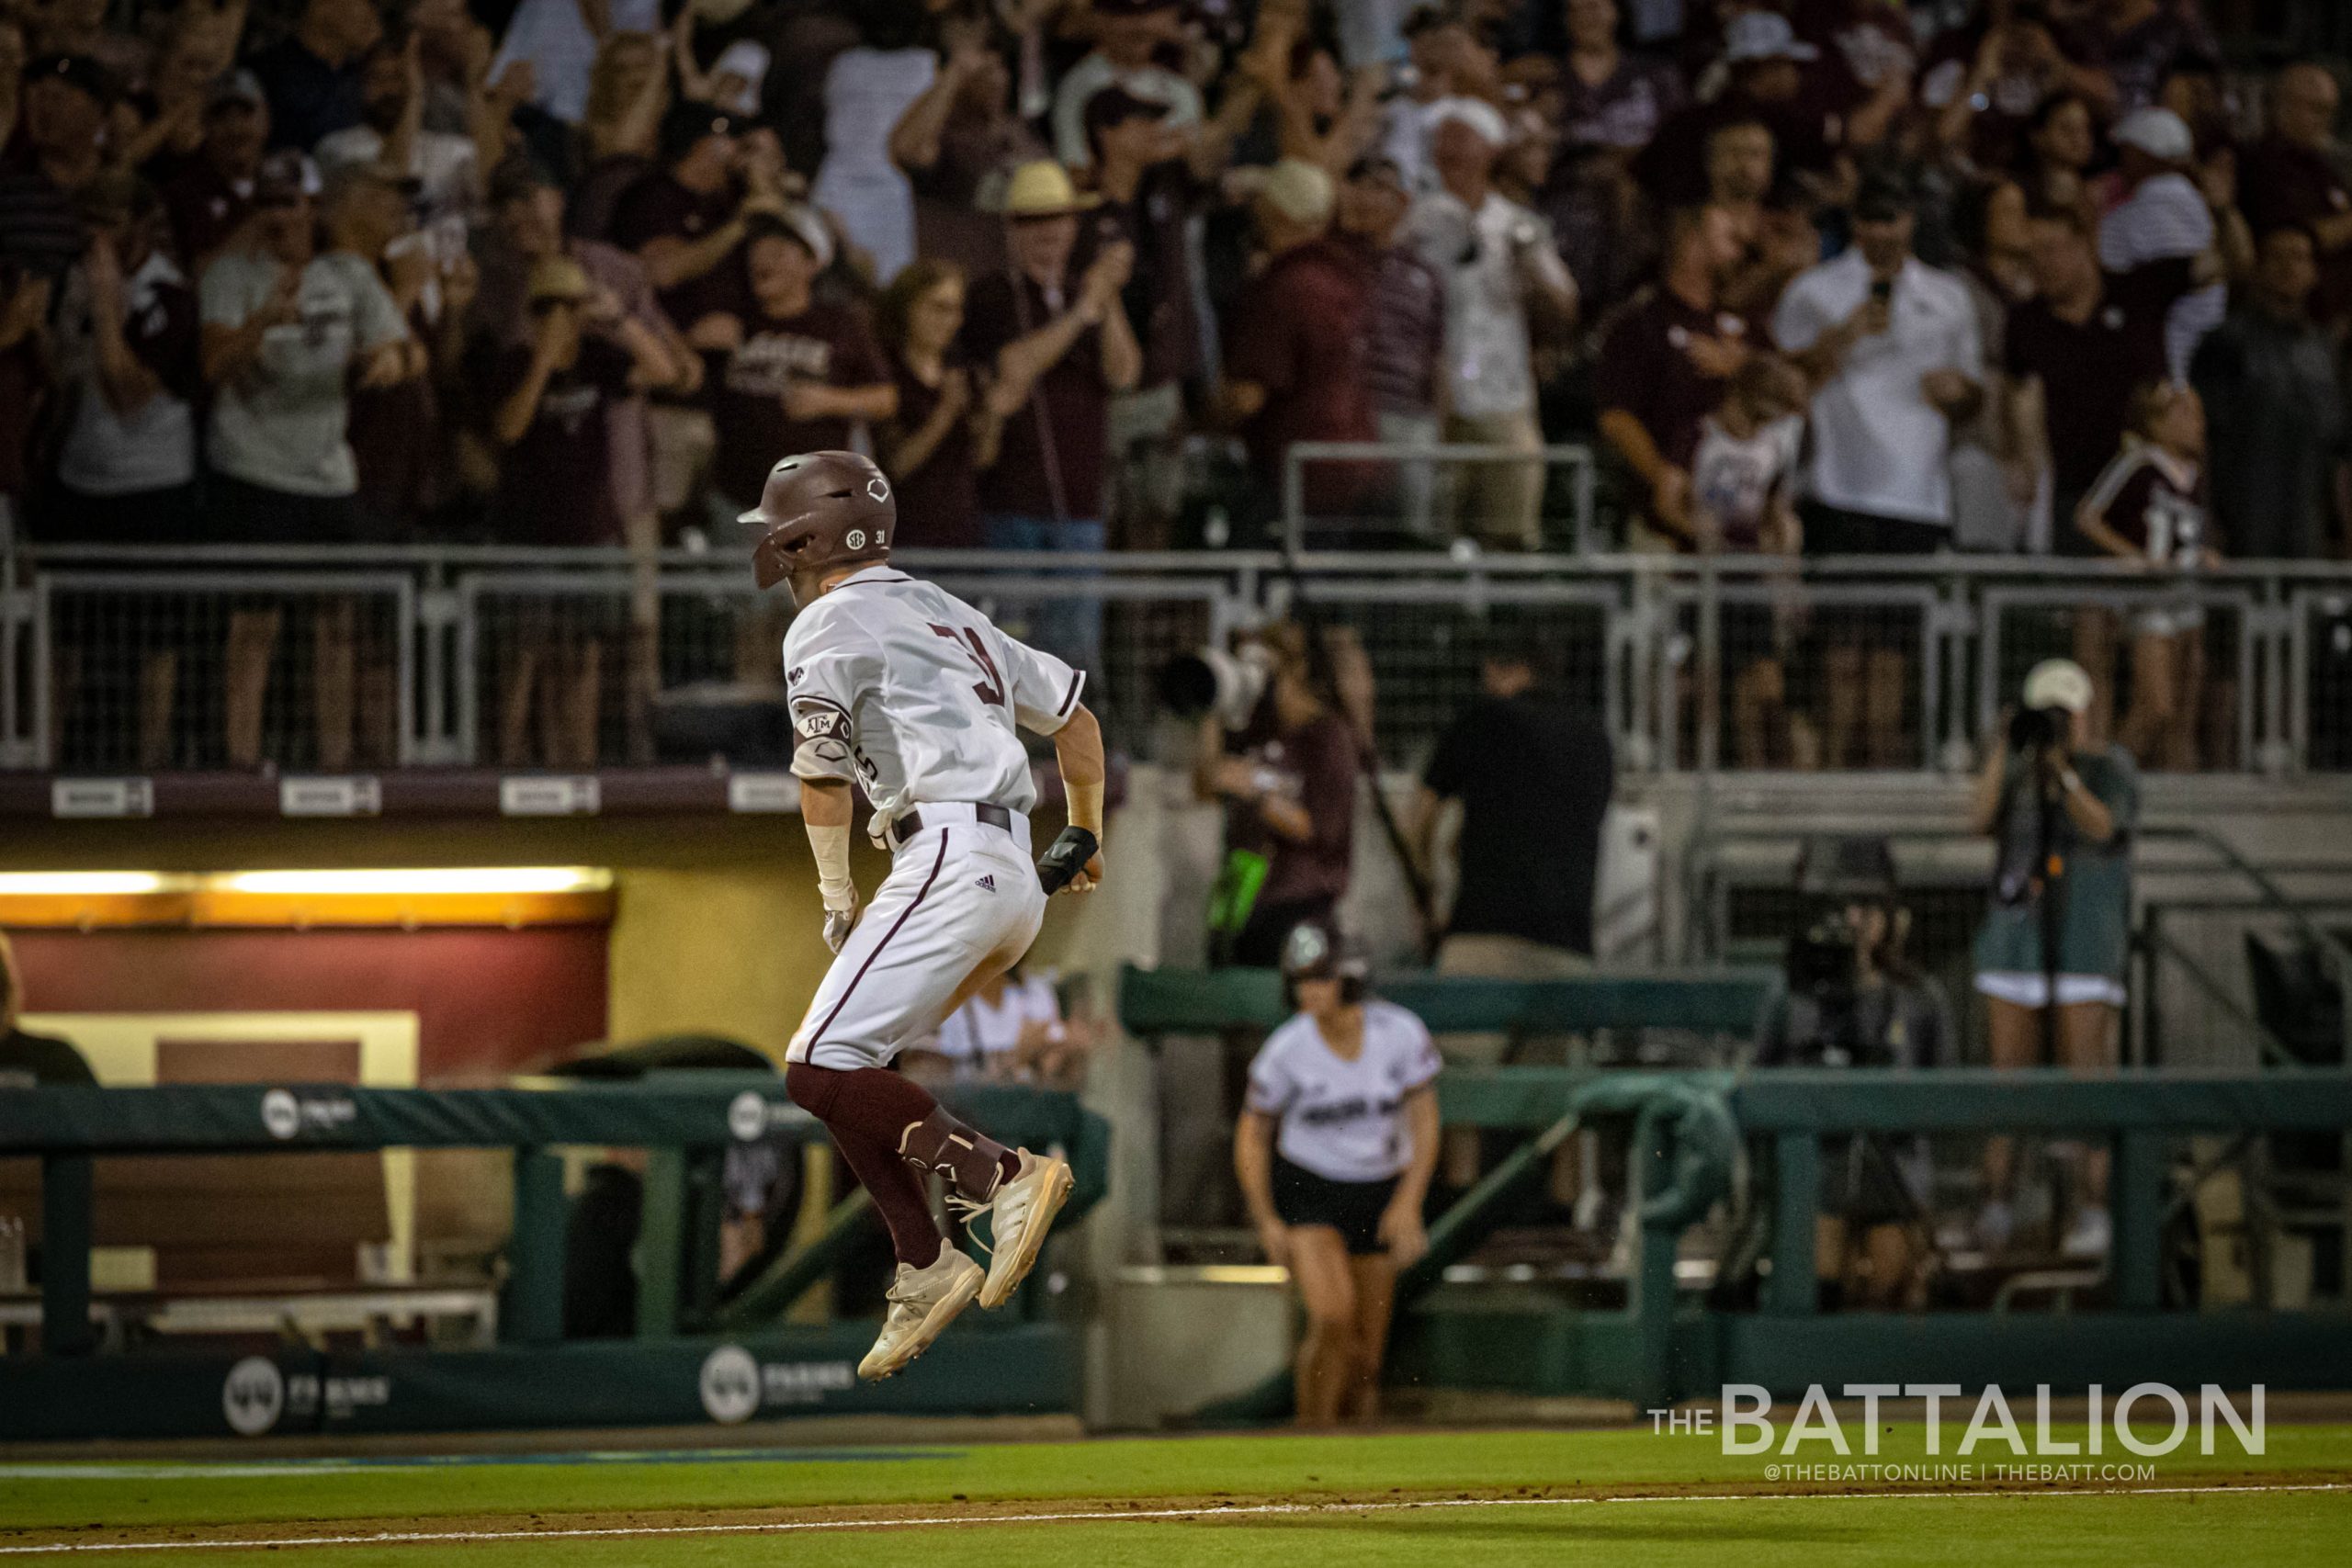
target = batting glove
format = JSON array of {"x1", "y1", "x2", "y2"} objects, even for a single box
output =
[
  {"x1": 822, "y1": 894, "x2": 861, "y2": 953},
  {"x1": 1036, "y1": 826, "x2": 1102, "y2": 895}
]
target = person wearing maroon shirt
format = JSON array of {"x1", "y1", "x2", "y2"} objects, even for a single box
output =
[
  {"x1": 875, "y1": 257, "x2": 984, "y2": 549},
  {"x1": 2001, "y1": 206, "x2": 2196, "y2": 557},
  {"x1": 1558, "y1": 0, "x2": 1683, "y2": 155},
  {"x1": 961, "y1": 159, "x2": 1140, "y2": 675},
  {"x1": 1085, "y1": 85, "x2": 1201, "y2": 410},
  {"x1": 1222, "y1": 158, "x2": 1375, "y2": 528},
  {"x1": 1596, "y1": 204, "x2": 1753, "y2": 548},
  {"x1": 1197, "y1": 623, "x2": 1362, "y2": 970},
  {"x1": 479, "y1": 255, "x2": 673, "y2": 544},
  {"x1": 476, "y1": 255, "x2": 675, "y2": 765},
  {"x1": 158, "y1": 73, "x2": 269, "y2": 273},
  {"x1": 611, "y1": 102, "x2": 757, "y2": 524},
  {"x1": 2238, "y1": 63, "x2": 2352, "y2": 329},
  {"x1": 701, "y1": 210, "x2": 895, "y2": 519},
  {"x1": 1541, "y1": 0, "x2": 1682, "y2": 317},
  {"x1": 2004, "y1": 203, "x2": 2198, "y2": 744},
  {"x1": 2071, "y1": 0, "x2": 2217, "y2": 119},
  {"x1": 472, "y1": 163, "x2": 690, "y2": 543},
  {"x1": 1339, "y1": 155, "x2": 1446, "y2": 540},
  {"x1": 1636, "y1": 12, "x2": 1852, "y2": 208}
]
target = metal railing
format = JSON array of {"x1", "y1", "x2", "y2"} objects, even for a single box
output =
[{"x1": 5, "y1": 537, "x2": 2351, "y2": 777}]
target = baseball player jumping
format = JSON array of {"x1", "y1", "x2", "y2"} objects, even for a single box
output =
[{"x1": 746, "y1": 449, "x2": 1106, "y2": 1382}]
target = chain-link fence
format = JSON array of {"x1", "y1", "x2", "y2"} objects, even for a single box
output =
[
  {"x1": 1983, "y1": 587, "x2": 2258, "y2": 774},
  {"x1": 1283, "y1": 442, "x2": 1602, "y2": 555},
  {"x1": 4, "y1": 545, "x2": 2347, "y2": 777},
  {"x1": 1667, "y1": 579, "x2": 1937, "y2": 771},
  {"x1": 40, "y1": 570, "x2": 413, "y2": 773},
  {"x1": 1290, "y1": 580, "x2": 1614, "y2": 765}
]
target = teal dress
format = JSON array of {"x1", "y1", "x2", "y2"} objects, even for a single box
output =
[{"x1": 1972, "y1": 745, "x2": 2140, "y2": 983}]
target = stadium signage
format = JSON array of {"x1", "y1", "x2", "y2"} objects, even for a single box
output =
[
  {"x1": 696, "y1": 1345, "x2": 855, "y2": 1424},
  {"x1": 221, "y1": 1357, "x2": 284, "y2": 1437},
  {"x1": 259, "y1": 1088, "x2": 359, "y2": 1140},
  {"x1": 727, "y1": 1091, "x2": 794, "y2": 1141},
  {"x1": 220, "y1": 1359, "x2": 394, "y2": 1437},
  {"x1": 279, "y1": 776, "x2": 383, "y2": 817},
  {"x1": 500, "y1": 776, "x2": 601, "y2": 817},
  {"x1": 727, "y1": 773, "x2": 798, "y2": 813},
  {"x1": 51, "y1": 778, "x2": 153, "y2": 818},
  {"x1": 1650, "y1": 1384, "x2": 2264, "y2": 1459}
]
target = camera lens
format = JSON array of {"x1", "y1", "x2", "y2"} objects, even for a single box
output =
[{"x1": 1153, "y1": 653, "x2": 1220, "y2": 718}]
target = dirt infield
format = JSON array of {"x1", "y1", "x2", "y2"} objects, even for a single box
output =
[{"x1": 6, "y1": 1472, "x2": 2346, "y2": 1555}]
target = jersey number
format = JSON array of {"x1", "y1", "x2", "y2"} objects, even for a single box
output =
[{"x1": 929, "y1": 624, "x2": 1006, "y2": 708}]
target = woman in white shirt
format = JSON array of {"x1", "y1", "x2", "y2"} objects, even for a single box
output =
[
  {"x1": 925, "y1": 966, "x2": 1092, "y2": 1089},
  {"x1": 1235, "y1": 925, "x2": 1440, "y2": 1427},
  {"x1": 811, "y1": 4, "x2": 936, "y2": 283}
]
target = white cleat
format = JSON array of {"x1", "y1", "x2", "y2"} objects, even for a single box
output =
[
  {"x1": 858, "y1": 1247, "x2": 983, "y2": 1382},
  {"x1": 963, "y1": 1150, "x2": 1075, "y2": 1310}
]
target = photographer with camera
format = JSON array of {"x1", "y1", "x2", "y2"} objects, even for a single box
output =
[
  {"x1": 1969, "y1": 658, "x2": 2140, "y2": 1258},
  {"x1": 1756, "y1": 838, "x2": 1951, "y2": 1309},
  {"x1": 1191, "y1": 622, "x2": 1368, "y2": 969}
]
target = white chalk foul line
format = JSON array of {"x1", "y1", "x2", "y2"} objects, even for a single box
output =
[{"x1": 3, "y1": 1481, "x2": 2346, "y2": 1556}]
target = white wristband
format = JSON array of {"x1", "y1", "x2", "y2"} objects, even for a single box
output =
[{"x1": 808, "y1": 820, "x2": 855, "y2": 911}]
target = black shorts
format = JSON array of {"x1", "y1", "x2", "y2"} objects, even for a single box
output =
[
  {"x1": 206, "y1": 474, "x2": 360, "y2": 545},
  {"x1": 1800, "y1": 502, "x2": 1947, "y2": 558},
  {"x1": 1272, "y1": 1154, "x2": 1400, "y2": 1257}
]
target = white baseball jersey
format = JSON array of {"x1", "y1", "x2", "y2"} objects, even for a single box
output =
[
  {"x1": 782, "y1": 565, "x2": 1086, "y2": 840},
  {"x1": 781, "y1": 563, "x2": 1084, "y2": 1071},
  {"x1": 1246, "y1": 1000, "x2": 1442, "y2": 1182}
]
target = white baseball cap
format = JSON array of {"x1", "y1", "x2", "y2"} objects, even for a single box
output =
[
  {"x1": 2112, "y1": 107, "x2": 2194, "y2": 162},
  {"x1": 1724, "y1": 11, "x2": 1820, "y2": 65},
  {"x1": 707, "y1": 40, "x2": 770, "y2": 117},
  {"x1": 2022, "y1": 659, "x2": 2094, "y2": 714},
  {"x1": 1424, "y1": 95, "x2": 1510, "y2": 149}
]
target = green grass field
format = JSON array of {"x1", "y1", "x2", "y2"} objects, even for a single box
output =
[{"x1": 2, "y1": 1424, "x2": 2346, "y2": 1566}]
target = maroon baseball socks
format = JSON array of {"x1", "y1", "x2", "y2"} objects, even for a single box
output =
[{"x1": 784, "y1": 1064, "x2": 1023, "y2": 1265}]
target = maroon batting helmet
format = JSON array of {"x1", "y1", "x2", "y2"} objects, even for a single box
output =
[{"x1": 741, "y1": 450, "x2": 896, "y2": 591}]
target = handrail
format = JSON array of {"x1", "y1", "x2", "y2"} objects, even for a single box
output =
[
  {"x1": 1684, "y1": 820, "x2": 2352, "y2": 1068},
  {"x1": 1, "y1": 1078, "x2": 1103, "y2": 1357},
  {"x1": 7, "y1": 542, "x2": 2350, "y2": 778},
  {"x1": 5, "y1": 542, "x2": 1283, "y2": 575},
  {"x1": 2142, "y1": 920, "x2": 2304, "y2": 1069},
  {"x1": 2151, "y1": 825, "x2": 2352, "y2": 994},
  {"x1": 14, "y1": 534, "x2": 2352, "y2": 580}
]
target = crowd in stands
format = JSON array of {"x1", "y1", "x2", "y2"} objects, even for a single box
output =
[{"x1": 1, "y1": 0, "x2": 2348, "y2": 757}]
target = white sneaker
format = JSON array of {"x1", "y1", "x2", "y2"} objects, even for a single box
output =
[
  {"x1": 2061, "y1": 1205, "x2": 2112, "y2": 1258},
  {"x1": 956, "y1": 1149, "x2": 1075, "y2": 1310},
  {"x1": 857, "y1": 1247, "x2": 983, "y2": 1382}
]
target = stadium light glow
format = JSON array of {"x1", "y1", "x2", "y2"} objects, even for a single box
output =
[
  {"x1": 215, "y1": 867, "x2": 612, "y2": 897},
  {"x1": 0, "y1": 867, "x2": 616, "y2": 927},
  {"x1": 0, "y1": 872, "x2": 178, "y2": 896}
]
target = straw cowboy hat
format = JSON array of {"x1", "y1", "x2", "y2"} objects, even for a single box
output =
[{"x1": 1001, "y1": 159, "x2": 1099, "y2": 220}]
